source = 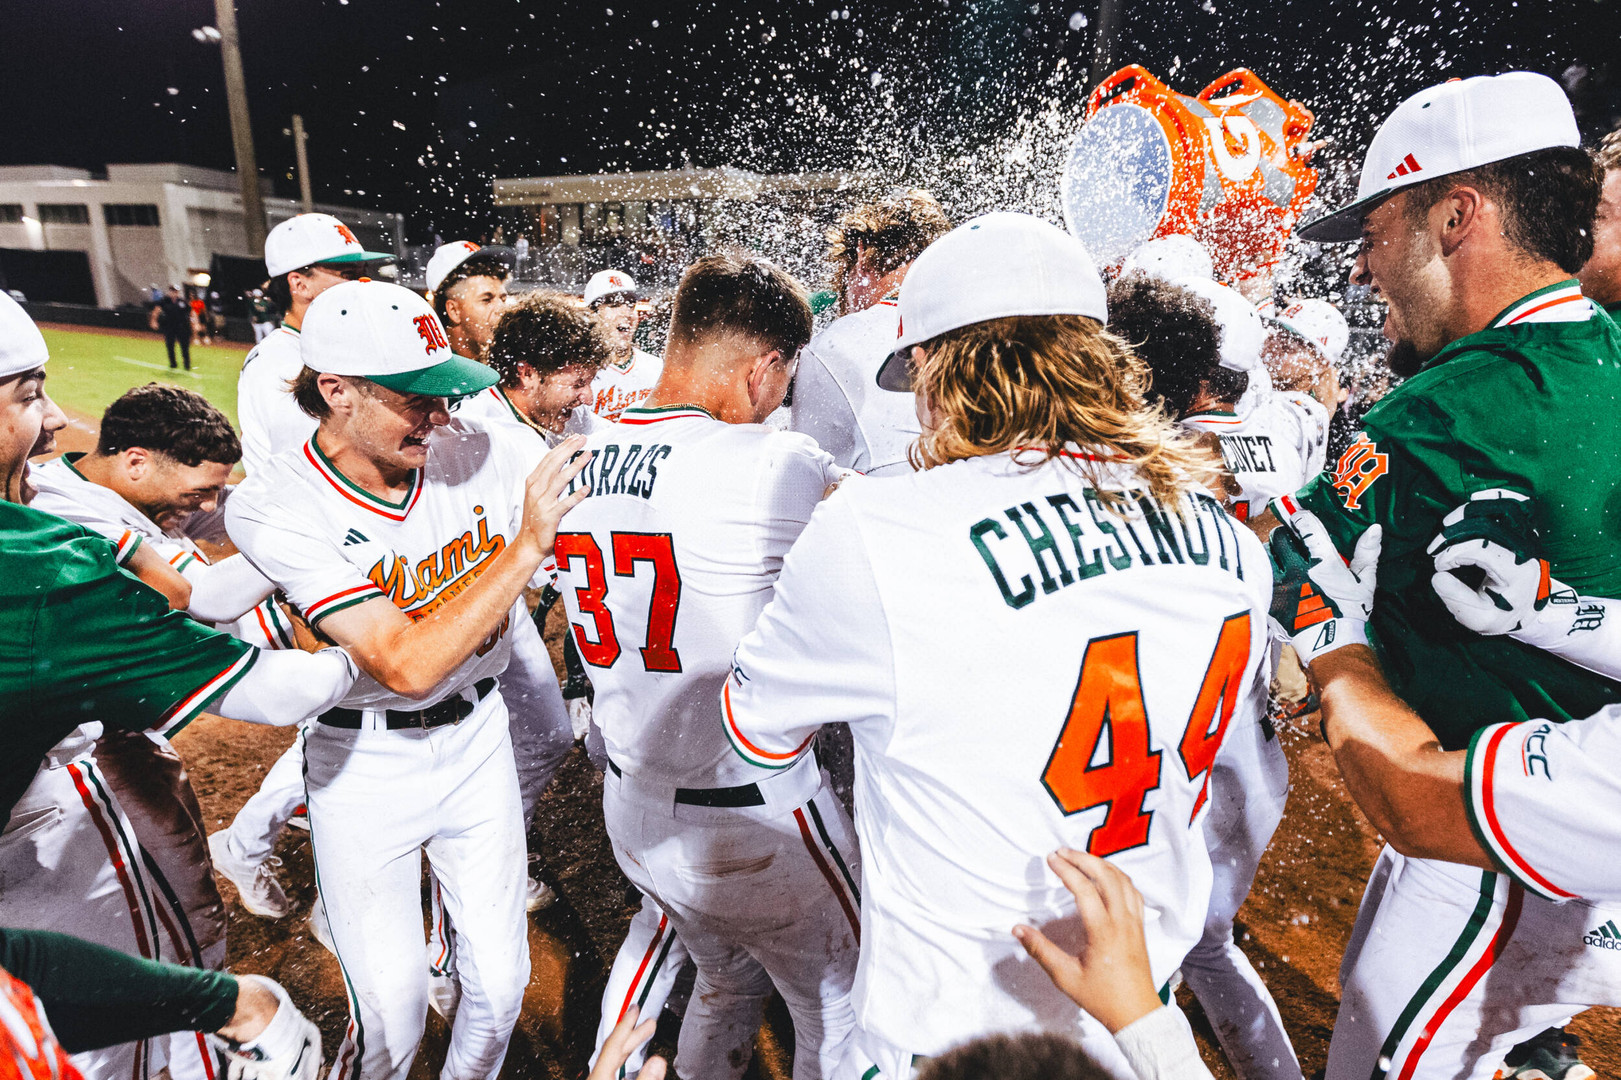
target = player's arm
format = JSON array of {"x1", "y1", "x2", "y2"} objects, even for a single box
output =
[
  {"x1": 1268, "y1": 505, "x2": 1493, "y2": 869},
  {"x1": 786, "y1": 343, "x2": 859, "y2": 468},
  {"x1": 177, "y1": 553, "x2": 280, "y2": 624},
  {"x1": 723, "y1": 494, "x2": 895, "y2": 767},
  {"x1": 313, "y1": 438, "x2": 590, "y2": 698},
  {"x1": 1427, "y1": 491, "x2": 1621, "y2": 681}
]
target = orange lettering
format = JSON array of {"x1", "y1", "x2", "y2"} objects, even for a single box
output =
[{"x1": 1331, "y1": 434, "x2": 1388, "y2": 511}]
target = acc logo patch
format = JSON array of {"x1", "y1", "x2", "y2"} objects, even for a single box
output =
[{"x1": 1331, "y1": 434, "x2": 1388, "y2": 511}]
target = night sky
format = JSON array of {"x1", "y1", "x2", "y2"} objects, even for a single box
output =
[{"x1": 5, "y1": 0, "x2": 1617, "y2": 240}]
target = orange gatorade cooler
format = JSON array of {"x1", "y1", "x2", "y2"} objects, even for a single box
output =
[{"x1": 1060, "y1": 65, "x2": 1319, "y2": 283}]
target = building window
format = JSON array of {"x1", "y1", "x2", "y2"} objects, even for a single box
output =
[
  {"x1": 0, "y1": 205, "x2": 22, "y2": 224},
  {"x1": 104, "y1": 204, "x2": 161, "y2": 227},
  {"x1": 38, "y1": 203, "x2": 90, "y2": 225}
]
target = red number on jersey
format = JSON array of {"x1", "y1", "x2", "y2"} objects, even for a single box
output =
[
  {"x1": 1178, "y1": 612, "x2": 1252, "y2": 820},
  {"x1": 612, "y1": 533, "x2": 684, "y2": 673},
  {"x1": 556, "y1": 533, "x2": 621, "y2": 667},
  {"x1": 1042, "y1": 615, "x2": 1252, "y2": 857},
  {"x1": 1041, "y1": 633, "x2": 1162, "y2": 857}
]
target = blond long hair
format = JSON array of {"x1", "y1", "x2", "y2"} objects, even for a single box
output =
[{"x1": 910, "y1": 314, "x2": 1220, "y2": 507}]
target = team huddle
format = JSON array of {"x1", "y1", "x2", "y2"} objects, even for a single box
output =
[{"x1": 3, "y1": 67, "x2": 1621, "y2": 1080}]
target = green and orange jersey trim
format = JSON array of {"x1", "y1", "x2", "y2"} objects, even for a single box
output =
[
  {"x1": 721, "y1": 677, "x2": 815, "y2": 770},
  {"x1": 1462, "y1": 723, "x2": 1577, "y2": 902},
  {"x1": 1488, "y1": 279, "x2": 1592, "y2": 328},
  {"x1": 617, "y1": 404, "x2": 717, "y2": 426},
  {"x1": 154, "y1": 648, "x2": 258, "y2": 736},
  {"x1": 303, "y1": 436, "x2": 424, "y2": 521}
]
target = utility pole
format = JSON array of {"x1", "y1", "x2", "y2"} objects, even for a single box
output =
[
  {"x1": 292, "y1": 114, "x2": 314, "y2": 213},
  {"x1": 1086, "y1": 0, "x2": 1123, "y2": 94},
  {"x1": 212, "y1": 0, "x2": 267, "y2": 254}
]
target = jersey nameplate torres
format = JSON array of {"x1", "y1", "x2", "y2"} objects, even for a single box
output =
[{"x1": 566, "y1": 441, "x2": 672, "y2": 500}]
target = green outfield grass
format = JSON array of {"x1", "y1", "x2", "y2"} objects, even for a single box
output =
[{"x1": 39, "y1": 326, "x2": 247, "y2": 431}]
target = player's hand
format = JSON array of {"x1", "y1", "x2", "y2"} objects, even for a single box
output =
[
  {"x1": 1427, "y1": 490, "x2": 1556, "y2": 636},
  {"x1": 1013, "y1": 849, "x2": 1164, "y2": 1035},
  {"x1": 211, "y1": 976, "x2": 321, "y2": 1080},
  {"x1": 588, "y1": 1005, "x2": 666, "y2": 1080},
  {"x1": 518, "y1": 436, "x2": 593, "y2": 558},
  {"x1": 1266, "y1": 500, "x2": 1380, "y2": 663}
]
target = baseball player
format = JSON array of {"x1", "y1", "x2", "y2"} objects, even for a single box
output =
[
  {"x1": 238, "y1": 213, "x2": 393, "y2": 476},
  {"x1": 720, "y1": 214, "x2": 1271, "y2": 1080},
  {"x1": 1577, "y1": 128, "x2": 1620, "y2": 316},
  {"x1": 426, "y1": 240, "x2": 515, "y2": 361},
  {"x1": 1257, "y1": 72, "x2": 1621, "y2": 1080},
  {"x1": 0, "y1": 293, "x2": 361, "y2": 1080},
  {"x1": 1261, "y1": 298, "x2": 1348, "y2": 417},
  {"x1": 1104, "y1": 271, "x2": 1302, "y2": 1080},
  {"x1": 788, "y1": 190, "x2": 951, "y2": 477},
  {"x1": 554, "y1": 253, "x2": 857, "y2": 1080},
  {"x1": 583, "y1": 270, "x2": 662, "y2": 421},
  {"x1": 223, "y1": 279, "x2": 589, "y2": 1080}
]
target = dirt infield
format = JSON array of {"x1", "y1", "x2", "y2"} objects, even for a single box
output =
[{"x1": 172, "y1": 605, "x2": 1619, "y2": 1079}]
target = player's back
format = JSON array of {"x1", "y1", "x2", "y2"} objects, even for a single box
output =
[
  {"x1": 1182, "y1": 390, "x2": 1327, "y2": 519},
  {"x1": 236, "y1": 326, "x2": 315, "y2": 476},
  {"x1": 788, "y1": 452, "x2": 1269, "y2": 1043},
  {"x1": 790, "y1": 297, "x2": 920, "y2": 476},
  {"x1": 556, "y1": 404, "x2": 832, "y2": 788}
]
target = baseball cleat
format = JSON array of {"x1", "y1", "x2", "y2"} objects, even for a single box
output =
[
  {"x1": 526, "y1": 874, "x2": 557, "y2": 913},
  {"x1": 208, "y1": 830, "x2": 290, "y2": 919},
  {"x1": 307, "y1": 903, "x2": 337, "y2": 956},
  {"x1": 287, "y1": 804, "x2": 310, "y2": 832},
  {"x1": 428, "y1": 970, "x2": 461, "y2": 1026},
  {"x1": 1495, "y1": 1028, "x2": 1596, "y2": 1080}
]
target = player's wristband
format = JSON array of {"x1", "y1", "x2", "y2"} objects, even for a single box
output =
[{"x1": 1288, "y1": 616, "x2": 1370, "y2": 666}]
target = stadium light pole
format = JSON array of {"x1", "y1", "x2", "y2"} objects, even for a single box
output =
[
  {"x1": 1086, "y1": 0, "x2": 1123, "y2": 94},
  {"x1": 209, "y1": 0, "x2": 268, "y2": 256},
  {"x1": 292, "y1": 114, "x2": 314, "y2": 213}
]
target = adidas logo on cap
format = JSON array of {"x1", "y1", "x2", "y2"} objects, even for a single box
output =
[{"x1": 1386, "y1": 153, "x2": 1423, "y2": 180}]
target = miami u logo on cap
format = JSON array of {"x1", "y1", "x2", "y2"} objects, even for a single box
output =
[{"x1": 413, "y1": 314, "x2": 449, "y2": 353}]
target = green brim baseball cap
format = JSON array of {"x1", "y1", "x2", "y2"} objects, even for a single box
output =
[
  {"x1": 318, "y1": 249, "x2": 397, "y2": 266},
  {"x1": 368, "y1": 353, "x2": 500, "y2": 398}
]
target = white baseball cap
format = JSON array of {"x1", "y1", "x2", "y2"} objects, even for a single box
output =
[
  {"x1": 1173, "y1": 276, "x2": 1263, "y2": 373},
  {"x1": 1299, "y1": 71, "x2": 1581, "y2": 242},
  {"x1": 1272, "y1": 298, "x2": 1350, "y2": 365},
  {"x1": 0, "y1": 292, "x2": 48, "y2": 380},
  {"x1": 877, "y1": 212, "x2": 1107, "y2": 392},
  {"x1": 264, "y1": 213, "x2": 394, "y2": 278},
  {"x1": 583, "y1": 269, "x2": 639, "y2": 307},
  {"x1": 1120, "y1": 234, "x2": 1214, "y2": 283},
  {"x1": 425, "y1": 240, "x2": 516, "y2": 294},
  {"x1": 300, "y1": 279, "x2": 498, "y2": 398}
]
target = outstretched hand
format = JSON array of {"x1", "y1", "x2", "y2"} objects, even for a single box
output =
[
  {"x1": 519, "y1": 436, "x2": 593, "y2": 557},
  {"x1": 588, "y1": 1006, "x2": 665, "y2": 1080},
  {"x1": 1013, "y1": 849, "x2": 1164, "y2": 1035}
]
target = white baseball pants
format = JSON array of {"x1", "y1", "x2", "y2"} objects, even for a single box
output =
[
  {"x1": 1180, "y1": 714, "x2": 1302, "y2": 1080},
  {"x1": 304, "y1": 690, "x2": 529, "y2": 1080},
  {"x1": 590, "y1": 894, "x2": 691, "y2": 1078},
  {"x1": 602, "y1": 756, "x2": 860, "y2": 1080},
  {"x1": 1328, "y1": 848, "x2": 1621, "y2": 1080}
]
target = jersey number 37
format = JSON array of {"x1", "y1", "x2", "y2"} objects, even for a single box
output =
[
  {"x1": 556, "y1": 532, "x2": 683, "y2": 673},
  {"x1": 1042, "y1": 612, "x2": 1251, "y2": 857}
]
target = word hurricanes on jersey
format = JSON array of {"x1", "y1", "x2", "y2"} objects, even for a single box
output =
[
  {"x1": 970, "y1": 488, "x2": 1248, "y2": 611},
  {"x1": 567, "y1": 441, "x2": 672, "y2": 500}
]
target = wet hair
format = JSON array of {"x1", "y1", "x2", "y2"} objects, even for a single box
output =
[
  {"x1": 668, "y1": 252, "x2": 813, "y2": 359},
  {"x1": 916, "y1": 1033, "x2": 1116, "y2": 1080},
  {"x1": 1404, "y1": 146, "x2": 1601, "y2": 273},
  {"x1": 96, "y1": 383, "x2": 240, "y2": 466},
  {"x1": 432, "y1": 257, "x2": 511, "y2": 325},
  {"x1": 486, "y1": 290, "x2": 613, "y2": 387},
  {"x1": 912, "y1": 313, "x2": 1220, "y2": 506},
  {"x1": 826, "y1": 190, "x2": 952, "y2": 308},
  {"x1": 1597, "y1": 127, "x2": 1621, "y2": 174},
  {"x1": 1106, "y1": 272, "x2": 1223, "y2": 418}
]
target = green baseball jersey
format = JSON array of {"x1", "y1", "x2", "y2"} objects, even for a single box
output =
[
  {"x1": 1, "y1": 501, "x2": 255, "y2": 826},
  {"x1": 1295, "y1": 281, "x2": 1621, "y2": 749}
]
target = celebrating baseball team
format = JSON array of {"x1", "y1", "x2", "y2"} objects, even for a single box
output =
[{"x1": 4, "y1": 63, "x2": 1621, "y2": 1080}]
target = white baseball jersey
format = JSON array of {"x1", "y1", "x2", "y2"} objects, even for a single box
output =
[
  {"x1": 452, "y1": 384, "x2": 605, "y2": 453},
  {"x1": 225, "y1": 417, "x2": 546, "y2": 711},
  {"x1": 237, "y1": 325, "x2": 317, "y2": 476},
  {"x1": 28, "y1": 454, "x2": 291, "y2": 648},
  {"x1": 554, "y1": 403, "x2": 840, "y2": 789},
  {"x1": 722, "y1": 450, "x2": 1271, "y2": 1053},
  {"x1": 1182, "y1": 389, "x2": 1329, "y2": 520},
  {"x1": 591, "y1": 349, "x2": 663, "y2": 422},
  {"x1": 790, "y1": 295, "x2": 920, "y2": 476}
]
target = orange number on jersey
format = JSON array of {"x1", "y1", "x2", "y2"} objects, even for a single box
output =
[
  {"x1": 1042, "y1": 633, "x2": 1162, "y2": 857},
  {"x1": 556, "y1": 533, "x2": 621, "y2": 667},
  {"x1": 1043, "y1": 615, "x2": 1252, "y2": 856},
  {"x1": 1177, "y1": 612, "x2": 1252, "y2": 820},
  {"x1": 612, "y1": 533, "x2": 684, "y2": 673}
]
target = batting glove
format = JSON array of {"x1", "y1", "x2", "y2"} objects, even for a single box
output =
[
  {"x1": 210, "y1": 977, "x2": 321, "y2": 1080},
  {"x1": 1427, "y1": 489, "x2": 1559, "y2": 638},
  {"x1": 1266, "y1": 499, "x2": 1381, "y2": 664}
]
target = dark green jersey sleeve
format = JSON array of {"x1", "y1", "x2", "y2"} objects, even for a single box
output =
[{"x1": 29, "y1": 531, "x2": 256, "y2": 735}]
